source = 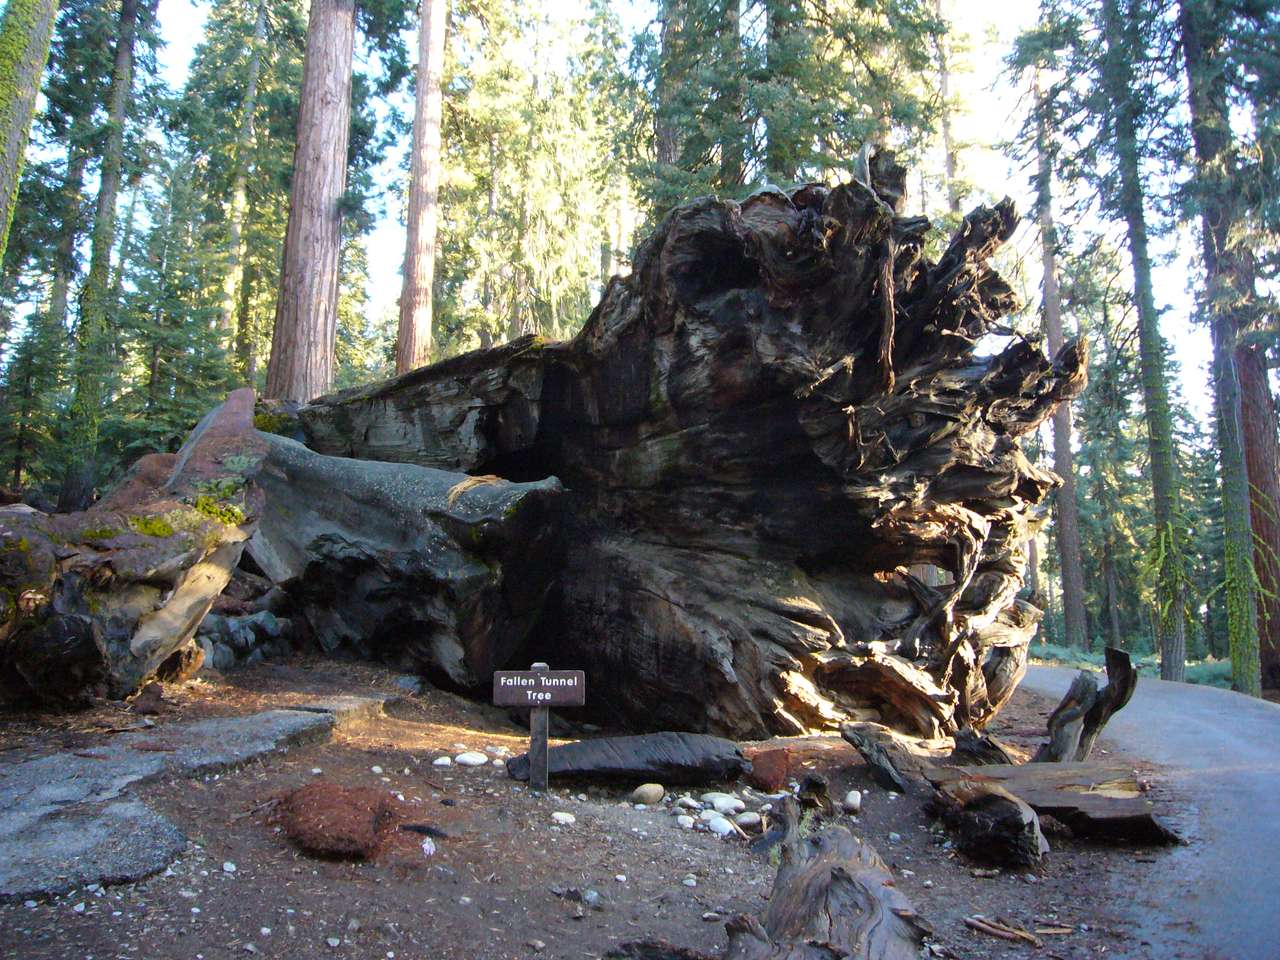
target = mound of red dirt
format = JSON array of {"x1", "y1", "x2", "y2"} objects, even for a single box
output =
[{"x1": 278, "y1": 781, "x2": 397, "y2": 859}]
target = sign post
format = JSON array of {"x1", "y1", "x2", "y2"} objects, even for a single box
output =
[{"x1": 493, "y1": 663, "x2": 586, "y2": 793}]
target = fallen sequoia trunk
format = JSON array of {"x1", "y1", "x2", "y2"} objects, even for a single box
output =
[
  {"x1": 608, "y1": 797, "x2": 929, "y2": 960},
  {"x1": 289, "y1": 151, "x2": 1086, "y2": 739},
  {"x1": 2, "y1": 152, "x2": 1086, "y2": 730},
  {"x1": 245, "y1": 432, "x2": 563, "y2": 688}
]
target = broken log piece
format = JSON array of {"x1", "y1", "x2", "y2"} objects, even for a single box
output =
[
  {"x1": 925, "y1": 763, "x2": 1179, "y2": 844},
  {"x1": 950, "y1": 726, "x2": 1021, "y2": 766},
  {"x1": 246, "y1": 431, "x2": 565, "y2": 689},
  {"x1": 931, "y1": 777, "x2": 1048, "y2": 867},
  {"x1": 618, "y1": 796, "x2": 928, "y2": 960},
  {"x1": 841, "y1": 723, "x2": 912, "y2": 792},
  {"x1": 724, "y1": 796, "x2": 929, "y2": 959},
  {"x1": 505, "y1": 732, "x2": 750, "y2": 785},
  {"x1": 294, "y1": 150, "x2": 1086, "y2": 741},
  {"x1": 0, "y1": 389, "x2": 265, "y2": 706},
  {"x1": 1033, "y1": 647, "x2": 1136, "y2": 763}
]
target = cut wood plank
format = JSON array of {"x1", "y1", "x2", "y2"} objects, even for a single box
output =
[{"x1": 925, "y1": 762, "x2": 1179, "y2": 844}]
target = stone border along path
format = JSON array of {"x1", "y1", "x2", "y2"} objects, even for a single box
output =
[{"x1": 0, "y1": 694, "x2": 402, "y2": 902}]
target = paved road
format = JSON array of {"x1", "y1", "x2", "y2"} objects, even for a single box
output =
[{"x1": 1021, "y1": 666, "x2": 1280, "y2": 960}]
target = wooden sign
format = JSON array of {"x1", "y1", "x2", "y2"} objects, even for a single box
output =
[
  {"x1": 493, "y1": 663, "x2": 585, "y2": 792},
  {"x1": 493, "y1": 668, "x2": 586, "y2": 707}
]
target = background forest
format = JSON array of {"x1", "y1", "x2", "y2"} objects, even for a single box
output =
[{"x1": 0, "y1": 0, "x2": 1277, "y2": 692}]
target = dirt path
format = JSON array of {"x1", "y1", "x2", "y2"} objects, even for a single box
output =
[
  {"x1": 0, "y1": 660, "x2": 1173, "y2": 960},
  {"x1": 1023, "y1": 665, "x2": 1280, "y2": 960}
]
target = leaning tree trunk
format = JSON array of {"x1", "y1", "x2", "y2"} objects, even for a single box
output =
[
  {"x1": 264, "y1": 0, "x2": 356, "y2": 403},
  {"x1": 294, "y1": 152, "x2": 1086, "y2": 739},
  {"x1": 395, "y1": 0, "x2": 447, "y2": 374},
  {"x1": 0, "y1": 0, "x2": 59, "y2": 268}
]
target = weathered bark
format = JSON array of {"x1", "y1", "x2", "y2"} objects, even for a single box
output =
[
  {"x1": 1102, "y1": 0, "x2": 1187, "y2": 680},
  {"x1": 1035, "y1": 77, "x2": 1088, "y2": 651},
  {"x1": 59, "y1": 0, "x2": 143, "y2": 513},
  {"x1": 295, "y1": 157, "x2": 1086, "y2": 739},
  {"x1": 264, "y1": 0, "x2": 356, "y2": 402},
  {"x1": 622, "y1": 796, "x2": 928, "y2": 960},
  {"x1": 1238, "y1": 345, "x2": 1280, "y2": 689},
  {"x1": 1179, "y1": 0, "x2": 1263, "y2": 695},
  {"x1": 395, "y1": 0, "x2": 447, "y2": 374},
  {"x1": 0, "y1": 0, "x2": 59, "y2": 267},
  {"x1": 219, "y1": 0, "x2": 267, "y2": 344},
  {"x1": 1, "y1": 390, "x2": 265, "y2": 705}
]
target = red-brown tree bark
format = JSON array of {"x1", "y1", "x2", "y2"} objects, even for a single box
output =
[
  {"x1": 264, "y1": 0, "x2": 356, "y2": 402},
  {"x1": 395, "y1": 0, "x2": 447, "y2": 375}
]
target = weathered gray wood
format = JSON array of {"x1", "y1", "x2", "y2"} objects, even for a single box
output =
[
  {"x1": 529, "y1": 662, "x2": 550, "y2": 792},
  {"x1": 247, "y1": 431, "x2": 564, "y2": 689},
  {"x1": 1033, "y1": 647, "x2": 1136, "y2": 762},
  {"x1": 611, "y1": 797, "x2": 928, "y2": 960},
  {"x1": 505, "y1": 731, "x2": 750, "y2": 785},
  {"x1": 930, "y1": 776, "x2": 1049, "y2": 867}
]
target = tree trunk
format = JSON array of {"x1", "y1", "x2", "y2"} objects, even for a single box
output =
[
  {"x1": 655, "y1": 0, "x2": 685, "y2": 168},
  {"x1": 717, "y1": 0, "x2": 745, "y2": 189},
  {"x1": 59, "y1": 0, "x2": 142, "y2": 513},
  {"x1": 220, "y1": 0, "x2": 267, "y2": 343},
  {"x1": 0, "y1": 0, "x2": 59, "y2": 267},
  {"x1": 1238, "y1": 345, "x2": 1280, "y2": 688},
  {"x1": 48, "y1": 141, "x2": 87, "y2": 330},
  {"x1": 264, "y1": 0, "x2": 356, "y2": 402},
  {"x1": 1104, "y1": 544, "x2": 1123, "y2": 650},
  {"x1": 395, "y1": 0, "x2": 447, "y2": 375},
  {"x1": 1035, "y1": 78, "x2": 1088, "y2": 650},
  {"x1": 933, "y1": 0, "x2": 960, "y2": 215},
  {"x1": 1179, "y1": 0, "x2": 1262, "y2": 695},
  {"x1": 1102, "y1": 0, "x2": 1187, "y2": 679},
  {"x1": 235, "y1": 255, "x2": 257, "y2": 384}
]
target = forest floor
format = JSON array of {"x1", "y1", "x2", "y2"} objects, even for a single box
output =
[{"x1": 0, "y1": 657, "x2": 1183, "y2": 960}]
